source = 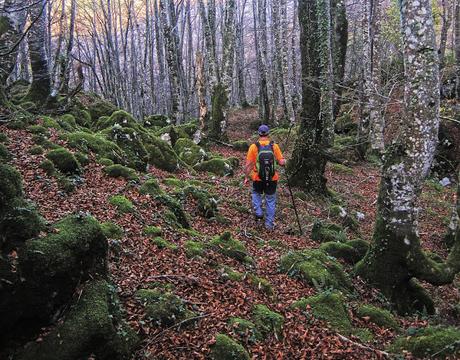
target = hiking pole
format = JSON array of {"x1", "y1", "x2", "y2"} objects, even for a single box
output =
[{"x1": 280, "y1": 123, "x2": 303, "y2": 236}]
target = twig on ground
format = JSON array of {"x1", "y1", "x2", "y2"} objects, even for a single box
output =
[{"x1": 336, "y1": 333, "x2": 390, "y2": 358}]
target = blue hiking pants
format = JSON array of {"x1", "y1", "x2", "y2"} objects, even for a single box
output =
[{"x1": 252, "y1": 181, "x2": 277, "y2": 230}]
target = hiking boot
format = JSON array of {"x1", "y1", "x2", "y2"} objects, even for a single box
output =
[{"x1": 254, "y1": 214, "x2": 263, "y2": 222}]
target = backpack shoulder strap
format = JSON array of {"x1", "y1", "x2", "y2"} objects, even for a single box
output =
[{"x1": 255, "y1": 141, "x2": 261, "y2": 151}]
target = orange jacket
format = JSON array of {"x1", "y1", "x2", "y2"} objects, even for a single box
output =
[{"x1": 246, "y1": 137, "x2": 285, "y2": 181}]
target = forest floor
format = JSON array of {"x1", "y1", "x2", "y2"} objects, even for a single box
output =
[{"x1": 2, "y1": 107, "x2": 459, "y2": 359}]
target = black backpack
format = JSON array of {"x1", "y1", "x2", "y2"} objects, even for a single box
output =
[{"x1": 256, "y1": 141, "x2": 276, "y2": 182}]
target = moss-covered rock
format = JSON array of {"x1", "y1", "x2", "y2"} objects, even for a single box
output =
[
  {"x1": 356, "y1": 305, "x2": 398, "y2": 329},
  {"x1": 101, "y1": 222, "x2": 124, "y2": 240},
  {"x1": 183, "y1": 185, "x2": 219, "y2": 218},
  {"x1": 109, "y1": 195, "x2": 134, "y2": 213},
  {"x1": 96, "y1": 110, "x2": 139, "y2": 131},
  {"x1": 0, "y1": 163, "x2": 24, "y2": 207},
  {"x1": 156, "y1": 194, "x2": 189, "y2": 228},
  {"x1": 251, "y1": 304, "x2": 284, "y2": 340},
  {"x1": 98, "y1": 157, "x2": 114, "y2": 166},
  {"x1": 174, "y1": 138, "x2": 207, "y2": 166},
  {"x1": 46, "y1": 148, "x2": 81, "y2": 174},
  {"x1": 292, "y1": 292, "x2": 352, "y2": 333},
  {"x1": 144, "y1": 114, "x2": 171, "y2": 128},
  {"x1": 66, "y1": 131, "x2": 126, "y2": 163},
  {"x1": 329, "y1": 205, "x2": 359, "y2": 231},
  {"x1": 88, "y1": 98, "x2": 118, "y2": 122},
  {"x1": 210, "y1": 232, "x2": 251, "y2": 263},
  {"x1": 74, "y1": 152, "x2": 89, "y2": 167},
  {"x1": 184, "y1": 240, "x2": 206, "y2": 258},
  {"x1": 232, "y1": 140, "x2": 250, "y2": 152},
  {"x1": 58, "y1": 114, "x2": 77, "y2": 131},
  {"x1": 16, "y1": 280, "x2": 138, "y2": 360},
  {"x1": 151, "y1": 237, "x2": 178, "y2": 250},
  {"x1": 335, "y1": 113, "x2": 357, "y2": 134},
  {"x1": 311, "y1": 221, "x2": 347, "y2": 243},
  {"x1": 103, "y1": 164, "x2": 138, "y2": 181},
  {"x1": 210, "y1": 334, "x2": 250, "y2": 360},
  {"x1": 139, "y1": 179, "x2": 163, "y2": 196},
  {"x1": 135, "y1": 288, "x2": 196, "y2": 327},
  {"x1": 219, "y1": 265, "x2": 243, "y2": 281},
  {"x1": 279, "y1": 249, "x2": 351, "y2": 290},
  {"x1": 194, "y1": 158, "x2": 234, "y2": 176},
  {"x1": 247, "y1": 274, "x2": 274, "y2": 297},
  {"x1": 0, "y1": 143, "x2": 11, "y2": 161},
  {"x1": 39, "y1": 159, "x2": 55, "y2": 175},
  {"x1": 143, "y1": 225, "x2": 162, "y2": 237},
  {"x1": 28, "y1": 124, "x2": 49, "y2": 136},
  {"x1": 28, "y1": 145, "x2": 44, "y2": 155},
  {"x1": 41, "y1": 116, "x2": 61, "y2": 129},
  {"x1": 0, "y1": 132, "x2": 9, "y2": 143},
  {"x1": 389, "y1": 326, "x2": 460, "y2": 359},
  {"x1": 145, "y1": 135, "x2": 180, "y2": 172},
  {"x1": 229, "y1": 318, "x2": 260, "y2": 343},
  {"x1": 319, "y1": 242, "x2": 362, "y2": 264},
  {"x1": 346, "y1": 239, "x2": 369, "y2": 259}
]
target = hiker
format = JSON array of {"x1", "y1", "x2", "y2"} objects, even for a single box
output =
[{"x1": 245, "y1": 124, "x2": 286, "y2": 230}]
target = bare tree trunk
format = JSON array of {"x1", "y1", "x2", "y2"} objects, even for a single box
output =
[
  {"x1": 25, "y1": 0, "x2": 52, "y2": 105},
  {"x1": 235, "y1": 0, "x2": 248, "y2": 107},
  {"x1": 196, "y1": 52, "x2": 209, "y2": 130},
  {"x1": 455, "y1": 0, "x2": 460, "y2": 98},
  {"x1": 60, "y1": 0, "x2": 77, "y2": 95},
  {"x1": 331, "y1": 0, "x2": 347, "y2": 118},
  {"x1": 280, "y1": 0, "x2": 295, "y2": 123},
  {"x1": 356, "y1": 0, "x2": 460, "y2": 315},
  {"x1": 439, "y1": 0, "x2": 453, "y2": 69}
]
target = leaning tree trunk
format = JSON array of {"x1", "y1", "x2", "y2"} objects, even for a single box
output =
[
  {"x1": 0, "y1": 0, "x2": 26, "y2": 106},
  {"x1": 356, "y1": 0, "x2": 460, "y2": 315},
  {"x1": 287, "y1": 0, "x2": 327, "y2": 193},
  {"x1": 25, "y1": 0, "x2": 52, "y2": 105}
]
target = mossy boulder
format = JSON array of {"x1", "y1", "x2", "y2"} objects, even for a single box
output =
[
  {"x1": 41, "y1": 116, "x2": 61, "y2": 129},
  {"x1": 143, "y1": 225, "x2": 162, "y2": 237},
  {"x1": 28, "y1": 145, "x2": 44, "y2": 155},
  {"x1": 232, "y1": 140, "x2": 250, "y2": 151},
  {"x1": 194, "y1": 158, "x2": 234, "y2": 176},
  {"x1": 0, "y1": 143, "x2": 11, "y2": 161},
  {"x1": 389, "y1": 326, "x2": 460, "y2": 359},
  {"x1": 109, "y1": 195, "x2": 134, "y2": 214},
  {"x1": 88, "y1": 98, "x2": 118, "y2": 122},
  {"x1": 247, "y1": 274, "x2": 274, "y2": 297},
  {"x1": 0, "y1": 163, "x2": 23, "y2": 207},
  {"x1": 251, "y1": 304, "x2": 284, "y2": 340},
  {"x1": 139, "y1": 179, "x2": 163, "y2": 196},
  {"x1": 329, "y1": 205, "x2": 359, "y2": 231},
  {"x1": 96, "y1": 110, "x2": 140, "y2": 131},
  {"x1": 151, "y1": 237, "x2": 178, "y2": 250},
  {"x1": 39, "y1": 159, "x2": 55, "y2": 175},
  {"x1": 346, "y1": 239, "x2": 369, "y2": 259},
  {"x1": 356, "y1": 305, "x2": 398, "y2": 329},
  {"x1": 335, "y1": 113, "x2": 357, "y2": 134},
  {"x1": 183, "y1": 185, "x2": 218, "y2": 218},
  {"x1": 210, "y1": 334, "x2": 250, "y2": 360},
  {"x1": 100, "y1": 222, "x2": 124, "y2": 240},
  {"x1": 279, "y1": 249, "x2": 351, "y2": 290},
  {"x1": 219, "y1": 266, "x2": 243, "y2": 281},
  {"x1": 28, "y1": 124, "x2": 49, "y2": 135},
  {"x1": 74, "y1": 152, "x2": 89, "y2": 167},
  {"x1": 311, "y1": 221, "x2": 347, "y2": 243},
  {"x1": 103, "y1": 164, "x2": 138, "y2": 181},
  {"x1": 58, "y1": 114, "x2": 77, "y2": 131},
  {"x1": 174, "y1": 138, "x2": 207, "y2": 166},
  {"x1": 184, "y1": 240, "x2": 206, "y2": 258},
  {"x1": 156, "y1": 194, "x2": 189, "y2": 228},
  {"x1": 16, "y1": 280, "x2": 138, "y2": 360},
  {"x1": 70, "y1": 107, "x2": 92, "y2": 128},
  {"x1": 135, "y1": 288, "x2": 196, "y2": 327},
  {"x1": 292, "y1": 292, "x2": 352, "y2": 333},
  {"x1": 145, "y1": 135, "x2": 180, "y2": 172},
  {"x1": 229, "y1": 318, "x2": 260, "y2": 343},
  {"x1": 66, "y1": 131, "x2": 126, "y2": 163},
  {"x1": 46, "y1": 148, "x2": 81, "y2": 174},
  {"x1": 98, "y1": 158, "x2": 114, "y2": 166},
  {"x1": 144, "y1": 114, "x2": 171, "y2": 128},
  {"x1": 210, "y1": 232, "x2": 251, "y2": 263},
  {"x1": 319, "y1": 241, "x2": 363, "y2": 264}
]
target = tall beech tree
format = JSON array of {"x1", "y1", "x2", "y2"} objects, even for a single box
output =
[{"x1": 356, "y1": 0, "x2": 460, "y2": 314}]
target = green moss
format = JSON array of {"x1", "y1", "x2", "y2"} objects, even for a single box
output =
[
  {"x1": 210, "y1": 232, "x2": 251, "y2": 263},
  {"x1": 145, "y1": 136, "x2": 180, "y2": 172},
  {"x1": 219, "y1": 265, "x2": 243, "y2": 281},
  {"x1": 109, "y1": 195, "x2": 134, "y2": 213},
  {"x1": 163, "y1": 177, "x2": 186, "y2": 187},
  {"x1": 279, "y1": 249, "x2": 352, "y2": 290},
  {"x1": 156, "y1": 194, "x2": 189, "y2": 228},
  {"x1": 19, "y1": 101, "x2": 37, "y2": 112},
  {"x1": 100, "y1": 222, "x2": 124, "y2": 240},
  {"x1": 0, "y1": 16, "x2": 11, "y2": 36},
  {"x1": 28, "y1": 124, "x2": 49, "y2": 135},
  {"x1": 229, "y1": 318, "x2": 260, "y2": 343},
  {"x1": 356, "y1": 305, "x2": 398, "y2": 329},
  {"x1": 352, "y1": 328, "x2": 374, "y2": 343},
  {"x1": 74, "y1": 152, "x2": 89, "y2": 166},
  {"x1": 151, "y1": 237, "x2": 178, "y2": 250},
  {"x1": 41, "y1": 117, "x2": 61, "y2": 129},
  {"x1": 88, "y1": 98, "x2": 118, "y2": 122},
  {"x1": 311, "y1": 221, "x2": 347, "y2": 243},
  {"x1": 184, "y1": 240, "x2": 206, "y2": 258},
  {"x1": 183, "y1": 185, "x2": 219, "y2": 218},
  {"x1": 292, "y1": 292, "x2": 352, "y2": 333},
  {"x1": 210, "y1": 334, "x2": 250, "y2": 360},
  {"x1": 0, "y1": 133, "x2": 9, "y2": 143},
  {"x1": 16, "y1": 280, "x2": 138, "y2": 360},
  {"x1": 251, "y1": 304, "x2": 284, "y2": 339},
  {"x1": 0, "y1": 143, "x2": 11, "y2": 161},
  {"x1": 0, "y1": 164, "x2": 23, "y2": 204},
  {"x1": 46, "y1": 148, "x2": 81, "y2": 174},
  {"x1": 58, "y1": 114, "x2": 77, "y2": 131},
  {"x1": 98, "y1": 158, "x2": 114, "y2": 166},
  {"x1": 103, "y1": 164, "x2": 138, "y2": 181},
  {"x1": 144, "y1": 114, "x2": 170, "y2": 128},
  {"x1": 66, "y1": 131, "x2": 126, "y2": 163},
  {"x1": 143, "y1": 225, "x2": 162, "y2": 237},
  {"x1": 70, "y1": 107, "x2": 92, "y2": 127},
  {"x1": 174, "y1": 138, "x2": 207, "y2": 166},
  {"x1": 39, "y1": 159, "x2": 55, "y2": 175},
  {"x1": 346, "y1": 239, "x2": 369, "y2": 259},
  {"x1": 319, "y1": 242, "x2": 362, "y2": 264},
  {"x1": 389, "y1": 326, "x2": 460, "y2": 358},
  {"x1": 248, "y1": 274, "x2": 274, "y2": 297},
  {"x1": 139, "y1": 179, "x2": 163, "y2": 196},
  {"x1": 331, "y1": 163, "x2": 353, "y2": 174},
  {"x1": 232, "y1": 140, "x2": 250, "y2": 151},
  {"x1": 96, "y1": 110, "x2": 139, "y2": 131},
  {"x1": 28, "y1": 145, "x2": 44, "y2": 155},
  {"x1": 194, "y1": 158, "x2": 234, "y2": 176},
  {"x1": 135, "y1": 288, "x2": 196, "y2": 326}
]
